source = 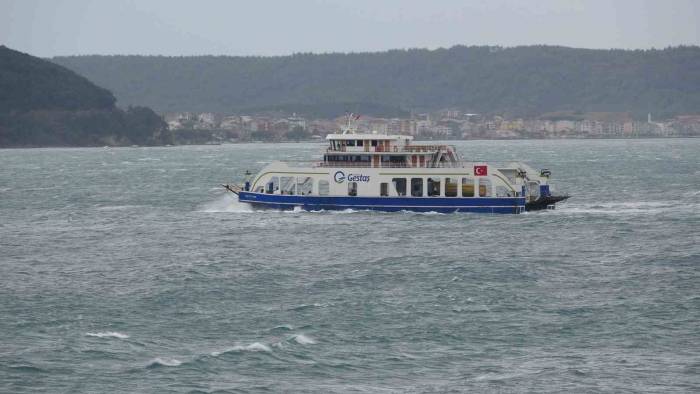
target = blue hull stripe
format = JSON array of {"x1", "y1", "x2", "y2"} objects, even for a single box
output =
[{"x1": 238, "y1": 192, "x2": 525, "y2": 214}]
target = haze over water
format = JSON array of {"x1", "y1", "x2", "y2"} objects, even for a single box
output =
[{"x1": 1, "y1": 139, "x2": 699, "y2": 392}]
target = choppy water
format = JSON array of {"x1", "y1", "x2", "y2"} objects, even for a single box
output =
[{"x1": 1, "y1": 139, "x2": 699, "y2": 393}]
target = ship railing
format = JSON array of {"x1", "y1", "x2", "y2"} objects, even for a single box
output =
[
  {"x1": 326, "y1": 144, "x2": 457, "y2": 154},
  {"x1": 312, "y1": 161, "x2": 469, "y2": 169},
  {"x1": 314, "y1": 162, "x2": 407, "y2": 168},
  {"x1": 280, "y1": 159, "x2": 535, "y2": 171}
]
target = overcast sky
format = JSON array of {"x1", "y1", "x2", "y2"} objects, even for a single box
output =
[{"x1": 1, "y1": 0, "x2": 698, "y2": 57}]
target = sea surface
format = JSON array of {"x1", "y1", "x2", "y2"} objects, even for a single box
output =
[{"x1": 1, "y1": 139, "x2": 699, "y2": 393}]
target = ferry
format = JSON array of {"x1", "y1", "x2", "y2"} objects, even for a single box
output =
[{"x1": 224, "y1": 121, "x2": 568, "y2": 214}]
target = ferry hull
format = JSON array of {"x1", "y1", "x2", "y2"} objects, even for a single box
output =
[{"x1": 238, "y1": 192, "x2": 526, "y2": 214}]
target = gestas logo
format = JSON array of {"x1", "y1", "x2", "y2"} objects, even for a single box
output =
[
  {"x1": 334, "y1": 171, "x2": 370, "y2": 183},
  {"x1": 347, "y1": 174, "x2": 370, "y2": 182}
]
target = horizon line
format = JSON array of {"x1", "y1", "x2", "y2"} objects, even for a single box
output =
[{"x1": 20, "y1": 43, "x2": 700, "y2": 59}]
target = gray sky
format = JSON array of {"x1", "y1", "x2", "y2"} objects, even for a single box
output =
[{"x1": 1, "y1": 0, "x2": 698, "y2": 57}]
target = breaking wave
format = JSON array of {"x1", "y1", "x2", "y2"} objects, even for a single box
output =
[
  {"x1": 270, "y1": 324, "x2": 294, "y2": 331},
  {"x1": 95, "y1": 205, "x2": 141, "y2": 211},
  {"x1": 288, "y1": 303, "x2": 324, "y2": 312},
  {"x1": 210, "y1": 342, "x2": 272, "y2": 356},
  {"x1": 85, "y1": 331, "x2": 129, "y2": 339},
  {"x1": 199, "y1": 194, "x2": 254, "y2": 213},
  {"x1": 145, "y1": 357, "x2": 182, "y2": 368},
  {"x1": 290, "y1": 334, "x2": 316, "y2": 345},
  {"x1": 556, "y1": 201, "x2": 685, "y2": 216}
]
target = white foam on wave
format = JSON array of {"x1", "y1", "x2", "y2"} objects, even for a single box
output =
[
  {"x1": 289, "y1": 302, "x2": 325, "y2": 311},
  {"x1": 291, "y1": 334, "x2": 316, "y2": 345},
  {"x1": 199, "y1": 194, "x2": 255, "y2": 213},
  {"x1": 400, "y1": 209, "x2": 446, "y2": 216},
  {"x1": 95, "y1": 205, "x2": 140, "y2": 211},
  {"x1": 86, "y1": 331, "x2": 129, "y2": 339},
  {"x1": 556, "y1": 201, "x2": 685, "y2": 216},
  {"x1": 210, "y1": 342, "x2": 272, "y2": 356},
  {"x1": 473, "y1": 368, "x2": 543, "y2": 382},
  {"x1": 329, "y1": 208, "x2": 380, "y2": 214},
  {"x1": 418, "y1": 210, "x2": 446, "y2": 215},
  {"x1": 147, "y1": 357, "x2": 182, "y2": 367}
]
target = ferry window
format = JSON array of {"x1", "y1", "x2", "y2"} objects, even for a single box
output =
[
  {"x1": 427, "y1": 177, "x2": 441, "y2": 197},
  {"x1": 411, "y1": 178, "x2": 423, "y2": 197},
  {"x1": 280, "y1": 176, "x2": 295, "y2": 195},
  {"x1": 347, "y1": 140, "x2": 356, "y2": 147},
  {"x1": 266, "y1": 176, "x2": 279, "y2": 194},
  {"x1": 371, "y1": 140, "x2": 378, "y2": 147},
  {"x1": 297, "y1": 177, "x2": 313, "y2": 195},
  {"x1": 445, "y1": 177, "x2": 458, "y2": 197},
  {"x1": 392, "y1": 178, "x2": 406, "y2": 196},
  {"x1": 318, "y1": 180, "x2": 329, "y2": 195},
  {"x1": 348, "y1": 182, "x2": 358, "y2": 196},
  {"x1": 528, "y1": 181, "x2": 540, "y2": 199},
  {"x1": 357, "y1": 140, "x2": 363, "y2": 147},
  {"x1": 461, "y1": 177, "x2": 474, "y2": 197},
  {"x1": 479, "y1": 178, "x2": 492, "y2": 197},
  {"x1": 380, "y1": 183, "x2": 388, "y2": 196},
  {"x1": 381, "y1": 155, "x2": 406, "y2": 167}
]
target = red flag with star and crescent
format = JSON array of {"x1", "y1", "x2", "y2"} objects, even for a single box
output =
[{"x1": 474, "y1": 165, "x2": 488, "y2": 176}]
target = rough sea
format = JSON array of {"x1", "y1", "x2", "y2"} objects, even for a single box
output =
[{"x1": 1, "y1": 139, "x2": 699, "y2": 393}]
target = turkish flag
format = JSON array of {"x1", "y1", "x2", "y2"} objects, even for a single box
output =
[{"x1": 474, "y1": 165, "x2": 488, "y2": 176}]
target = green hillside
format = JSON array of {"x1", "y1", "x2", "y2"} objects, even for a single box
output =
[
  {"x1": 51, "y1": 45, "x2": 700, "y2": 118},
  {"x1": 0, "y1": 46, "x2": 170, "y2": 147}
]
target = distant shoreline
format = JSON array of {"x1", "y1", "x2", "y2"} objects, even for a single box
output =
[{"x1": 2, "y1": 135, "x2": 697, "y2": 149}]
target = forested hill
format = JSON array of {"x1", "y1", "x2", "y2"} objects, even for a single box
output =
[
  {"x1": 1, "y1": 45, "x2": 116, "y2": 112},
  {"x1": 0, "y1": 46, "x2": 170, "y2": 147},
  {"x1": 51, "y1": 45, "x2": 700, "y2": 118}
]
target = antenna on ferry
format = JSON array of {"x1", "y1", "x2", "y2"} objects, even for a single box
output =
[{"x1": 342, "y1": 112, "x2": 361, "y2": 134}]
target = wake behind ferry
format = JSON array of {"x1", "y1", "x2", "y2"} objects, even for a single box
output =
[{"x1": 224, "y1": 120, "x2": 568, "y2": 214}]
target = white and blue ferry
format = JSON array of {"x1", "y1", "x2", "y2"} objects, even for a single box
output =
[{"x1": 224, "y1": 123, "x2": 568, "y2": 214}]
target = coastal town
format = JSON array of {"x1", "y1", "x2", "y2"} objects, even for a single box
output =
[{"x1": 164, "y1": 110, "x2": 700, "y2": 143}]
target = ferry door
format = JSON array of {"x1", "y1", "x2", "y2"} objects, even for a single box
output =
[
  {"x1": 411, "y1": 155, "x2": 417, "y2": 167},
  {"x1": 373, "y1": 156, "x2": 380, "y2": 168}
]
